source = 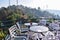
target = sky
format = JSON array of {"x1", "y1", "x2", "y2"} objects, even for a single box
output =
[{"x1": 0, "y1": 0, "x2": 60, "y2": 10}]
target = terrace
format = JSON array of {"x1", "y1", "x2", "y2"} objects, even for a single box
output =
[{"x1": 4, "y1": 17, "x2": 60, "y2": 40}]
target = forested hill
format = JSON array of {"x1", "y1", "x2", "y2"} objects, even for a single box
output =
[
  {"x1": 0, "y1": 5, "x2": 58, "y2": 20},
  {"x1": 8, "y1": 5, "x2": 56, "y2": 18},
  {"x1": 17, "y1": 5, "x2": 55, "y2": 18}
]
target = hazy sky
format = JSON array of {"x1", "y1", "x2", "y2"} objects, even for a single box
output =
[{"x1": 0, "y1": 0, "x2": 60, "y2": 10}]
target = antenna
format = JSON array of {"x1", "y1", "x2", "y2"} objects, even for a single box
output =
[
  {"x1": 9, "y1": 0, "x2": 10, "y2": 9},
  {"x1": 16, "y1": 0, "x2": 18, "y2": 10},
  {"x1": 46, "y1": 4, "x2": 48, "y2": 9},
  {"x1": 16, "y1": 0, "x2": 18, "y2": 6}
]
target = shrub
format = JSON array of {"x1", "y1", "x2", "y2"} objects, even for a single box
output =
[{"x1": 0, "y1": 31, "x2": 6, "y2": 40}]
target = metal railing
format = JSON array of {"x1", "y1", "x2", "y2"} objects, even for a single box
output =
[{"x1": 5, "y1": 35, "x2": 11, "y2": 40}]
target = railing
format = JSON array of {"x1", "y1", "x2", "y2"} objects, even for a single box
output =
[{"x1": 5, "y1": 35, "x2": 11, "y2": 40}]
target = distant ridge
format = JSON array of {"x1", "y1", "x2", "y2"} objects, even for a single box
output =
[{"x1": 47, "y1": 10, "x2": 60, "y2": 16}]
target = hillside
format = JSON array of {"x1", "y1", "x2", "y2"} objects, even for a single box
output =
[
  {"x1": 7, "y1": 5, "x2": 56, "y2": 18},
  {"x1": 0, "y1": 5, "x2": 60, "y2": 20}
]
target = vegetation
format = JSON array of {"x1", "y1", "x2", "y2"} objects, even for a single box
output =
[
  {"x1": 0, "y1": 30, "x2": 7, "y2": 40},
  {"x1": 0, "y1": 5, "x2": 36, "y2": 39}
]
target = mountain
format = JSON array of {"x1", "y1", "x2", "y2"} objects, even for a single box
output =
[
  {"x1": 0, "y1": 5, "x2": 58, "y2": 19},
  {"x1": 47, "y1": 10, "x2": 60, "y2": 16},
  {"x1": 15, "y1": 5, "x2": 56, "y2": 18},
  {"x1": 47, "y1": 10, "x2": 60, "y2": 19}
]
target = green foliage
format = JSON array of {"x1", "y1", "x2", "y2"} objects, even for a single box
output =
[
  {"x1": 7, "y1": 11, "x2": 20, "y2": 18},
  {"x1": 6, "y1": 12, "x2": 21, "y2": 26},
  {"x1": 28, "y1": 14, "x2": 33, "y2": 19},
  {"x1": 30, "y1": 18, "x2": 38, "y2": 22},
  {"x1": 48, "y1": 18, "x2": 53, "y2": 23},
  {"x1": 27, "y1": 13, "x2": 39, "y2": 22},
  {"x1": 0, "y1": 6, "x2": 38, "y2": 33},
  {"x1": 0, "y1": 31, "x2": 6, "y2": 40}
]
